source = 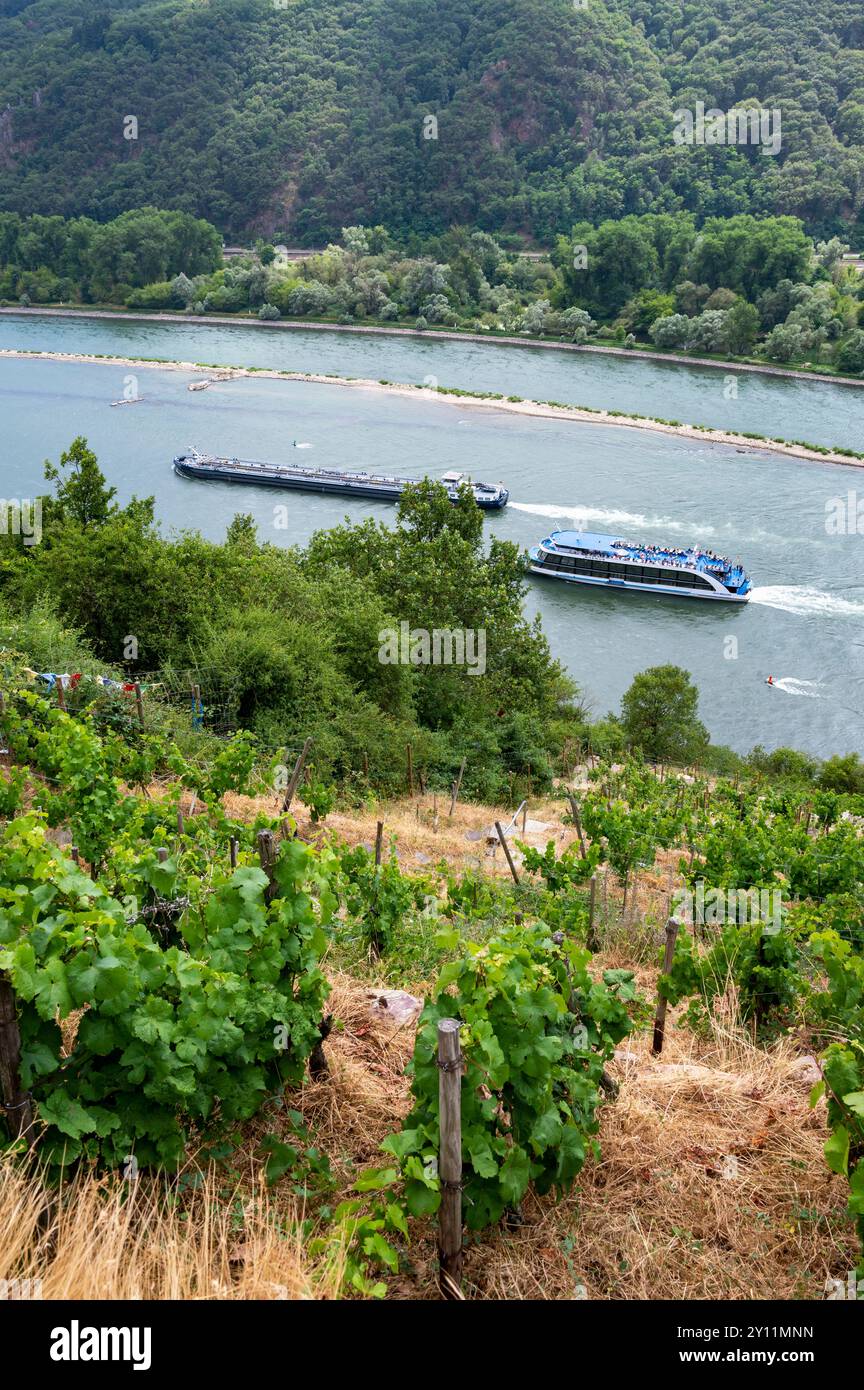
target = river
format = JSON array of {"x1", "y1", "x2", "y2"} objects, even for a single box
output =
[{"x1": 2, "y1": 313, "x2": 863, "y2": 758}]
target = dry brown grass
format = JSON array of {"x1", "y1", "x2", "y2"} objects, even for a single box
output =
[
  {"x1": 4, "y1": 972, "x2": 853, "y2": 1302},
  {"x1": 0, "y1": 1162, "x2": 348, "y2": 1300},
  {"x1": 457, "y1": 1019, "x2": 856, "y2": 1302},
  {"x1": 222, "y1": 789, "x2": 582, "y2": 878}
]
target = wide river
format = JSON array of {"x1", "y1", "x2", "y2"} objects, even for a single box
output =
[{"x1": 2, "y1": 312, "x2": 864, "y2": 758}]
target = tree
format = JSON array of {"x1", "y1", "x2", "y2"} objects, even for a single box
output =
[
  {"x1": 624, "y1": 289, "x2": 675, "y2": 336},
  {"x1": 674, "y1": 281, "x2": 710, "y2": 316},
  {"x1": 620, "y1": 665, "x2": 708, "y2": 764},
  {"x1": 43, "y1": 437, "x2": 117, "y2": 529},
  {"x1": 763, "y1": 322, "x2": 809, "y2": 362},
  {"x1": 520, "y1": 300, "x2": 553, "y2": 334},
  {"x1": 685, "y1": 309, "x2": 731, "y2": 354},
  {"x1": 747, "y1": 746, "x2": 818, "y2": 782},
  {"x1": 557, "y1": 219, "x2": 659, "y2": 319},
  {"x1": 341, "y1": 226, "x2": 370, "y2": 256},
  {"x1": 756, "y1": 279, "x2": 797, "y2": 330},
  {"x1": 704, "y1": 288, "x2": 738, "y2": 312},
  {"x1": 818, "y1": 753, "x2": 864, "y2": 795},
  {"x1": 835, "y1": 331, "x2": 864, "y2": 376},
  {"x1": 559, "y1": 306, "x2": 595, "y2": 341},
  {"x1": 650, "y1": 313, "x2": 692, "y2": 348},
  {"x1": 170, "y1": 272, "x2": 195, "y2": 307},
  {"x1": 684, "y1": 217, "x2": 812, "y2": 301},
  {"x1": 286, "y1": 281, "x2": 333, "y2": 315},
  {"x1": 725, "y1": 299, "x2": 760, "y2": 354},
  {"x1": 402, "y1": 262, "x2": 450, "y2": 313}
]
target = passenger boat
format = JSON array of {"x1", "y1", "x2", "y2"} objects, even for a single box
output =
[
  {"x1": 528, "y1": 528, "x2": 751, "y2": 602},
  {"x1": 173, "y1": 449, "x2": 509, "y2": 509}
]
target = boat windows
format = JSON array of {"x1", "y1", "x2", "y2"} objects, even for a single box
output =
[{"x1": 540, "y1": 550, "x2": 719, "y2": 592}]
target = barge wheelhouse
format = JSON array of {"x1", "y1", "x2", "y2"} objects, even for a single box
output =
[
  {"x1": 173, "y1": 449, "x2": 509, "y2": 510},
  {"x1": 528, "y1": 529, "x2": 751, "y2": 602}
]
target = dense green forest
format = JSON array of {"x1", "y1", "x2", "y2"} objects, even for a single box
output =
[{"x1": 1, "y1": 0, "x2": 863, "y2": 243}]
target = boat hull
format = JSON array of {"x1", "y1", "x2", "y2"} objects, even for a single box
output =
[
  {"x1": 173, "y1": 459, "x2": 508, "y2": 509},
  {"x1": 529, "y1": 562, "x2": 750, "y2": 602}
]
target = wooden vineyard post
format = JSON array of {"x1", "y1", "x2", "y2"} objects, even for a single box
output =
[
  {"x1": 55, "y1": 679, "x2": 66, "y2": 712},
  {"x1": 374, "y1": 820, "x2": 384, "y2": 866},
  {"x1": 176, "y1": 806, "x2": 185, "y2": 837},
  {"x1": 448, "y1": 758, "x2": 466, "y2": 817},
  {"x1": 568, "y1": 795, "x2": 587, "y2": 859},
  {"x1": 651, "y1": 917, "x2": 681, "y2": 1056},
  {"x1": 0, "y1": 975, "x2": 34, "y2": 1147},
  {"x1": 586, "y1": 875, "x2": 599, "y2": 952},
  {"x1": 755, "y1": 926, "x2": 767, "y2": 1031},
  {"x1": 257, "y1": 830, "x2": 278, "y2": 901},
  {"x1": 437, "y1": 1018, "x2": 463, "y2": 1299},
  {"x1": 133, "y1": 682, "x2": 145, "y2": 729},
  {"x1": 406, "y1": 743, "x2": 414, "y2": 797},
  {"x1": 521, "y1": 801, "x2": 528, "y2": 834},
  {"x1": 281, "y1": 738, "x2": 312, "y2": 815},
  {"x1": 229, "y1": 837, "x2": 238, "y2": 870},
  {"x1": 495, "y1": 821, "x2": 520, "y2": 885}
]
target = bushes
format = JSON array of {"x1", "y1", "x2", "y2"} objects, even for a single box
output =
[
  {"x1": 384, "y1": 922, "x2": 635, "y2": 1227},
  {"x1": 126, "y1": 281, "x2": 175, "y2": 310},
  {"x1": 0, "y1": 813, "x2": 335, "y2": 1172}
]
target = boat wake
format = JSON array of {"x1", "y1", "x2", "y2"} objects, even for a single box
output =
[
  {"x1": 767, "y1": 677, "x2": 823, "y2": 698},
  {"x1": 750, "y1": 586, "x2": 864, "y2": 618},
  {"x1": 510, "y1": 502, "x2": 715, "y2": 537}
]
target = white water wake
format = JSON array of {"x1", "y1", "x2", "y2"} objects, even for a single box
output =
[
  {"x1": 510, "y1": 501, "x2": 715, "y2": 537},
  {"x1": 767, "y1": 677, "x2": 823, "y2": 698},
  {"x1": 749, "y1": 586, "x2": 864, "y2": 618}
]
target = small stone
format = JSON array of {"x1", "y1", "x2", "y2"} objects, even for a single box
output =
[
  {"x1": 788, "y1": 1055, "x2": 822, "y2": 1087},
  {"x1": 368, "y1": 989, "x2": 423, "y2": 1027}
]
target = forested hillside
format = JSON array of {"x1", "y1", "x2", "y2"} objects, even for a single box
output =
[{"x1": 1, "y1": 0, "x2": 863, "y2": 243}]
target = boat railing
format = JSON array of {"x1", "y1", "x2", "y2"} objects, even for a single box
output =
[{"x1": 545, "y1": 539, "x2": 745, "y2": 578}]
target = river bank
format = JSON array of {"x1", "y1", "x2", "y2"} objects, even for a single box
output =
[
  {"x1": 2, "y1": 346, "x2": 861, "y2": 469},
  {"x1": 1, "y1": 304, "x2": 863, "y2": 391}
]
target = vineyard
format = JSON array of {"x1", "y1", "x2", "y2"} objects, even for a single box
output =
[{"x1": 0, "y1": 655, "x2": 862, "y2": 1301}]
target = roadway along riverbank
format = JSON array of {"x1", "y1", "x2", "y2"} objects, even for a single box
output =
[{"x1": 2, "y1": 347, "x2": 862, "y2": 469}]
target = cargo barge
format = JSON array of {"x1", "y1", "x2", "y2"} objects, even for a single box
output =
[{"x1": 173, "y1": 448, "x2": 509, "y2": 509}]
